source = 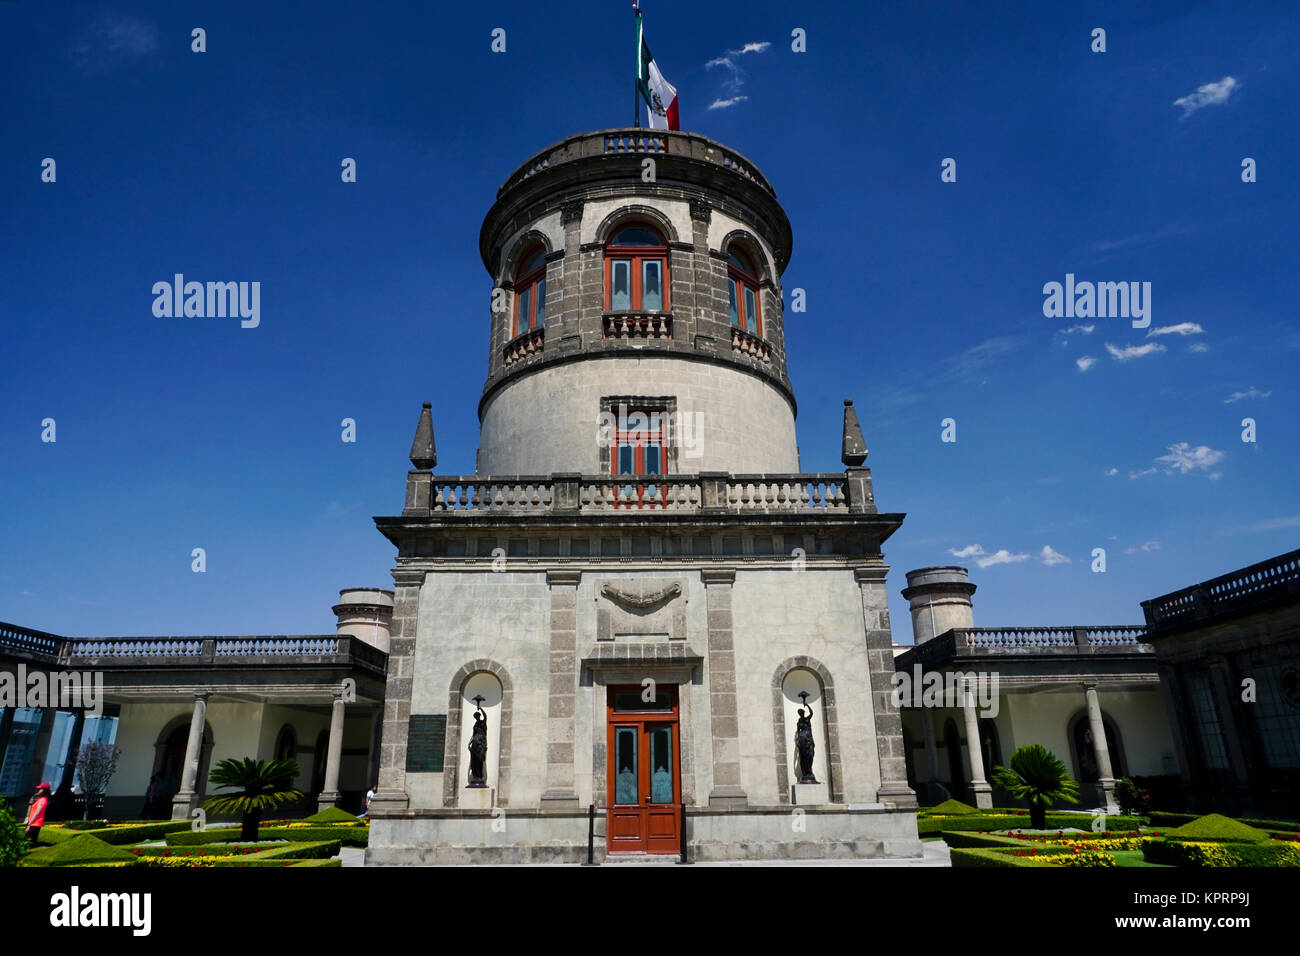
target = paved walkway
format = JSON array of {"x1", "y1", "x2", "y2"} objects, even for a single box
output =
[{"x1": 338, "y1": 841, "x2": 950, "y2": 867}]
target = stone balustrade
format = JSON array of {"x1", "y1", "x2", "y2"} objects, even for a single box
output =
[
  {"x1": 0, "y1": 621, "x2": 63, "y2": 658},
  {"x1": 603, "y1": 312, "x2": 673, "y2": 340},
  {"x1": 497, "y1": 129, "x2": 775, "y2": 198},
  {"x1": 957, "y1": 626, "x2": 1147, "y2": 649},
  {"x1": 503, "y1": 327, "x2": 544, "y2": 367},
  {"x1": 731, "y1": 326, "x2": 771, "y2": 362},
  {"x1": 1142, "y1": 548, "x2": 1300, "y2": 628},
  {"x1": 416, "y1": 472, "x2": 859, "y2": 516}
]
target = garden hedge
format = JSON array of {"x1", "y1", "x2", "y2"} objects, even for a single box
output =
[
  {"x1": 949, "y1": 847, "x2": 1071, "y2": 867},
  {"x1": 41, "y1": 820, "x2": 192, "y2": 846},
  {"x1": 211, "y1": 840, "x2": 341, "y2": 866},
  {"x1": 1149, "y1": 811, "x2": 1300, "y2": 831},
  {"x1": 917, "y1": 813, "x2": 1139, "y2": 836},
  {"x1": 166, "y1": 825, "x2": 368, "y2": 847},
  {"x1": 1142, "y1": 840, "x2": 1300, "y2": 867}
]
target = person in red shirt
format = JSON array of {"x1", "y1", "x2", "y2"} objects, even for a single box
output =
[{"x1": 25, "y1": 782, "x2": 51, "y2": 846}]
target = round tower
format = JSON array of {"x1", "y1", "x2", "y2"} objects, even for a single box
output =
[
  {"x1": 475, "y1": 129, "x2": 798, "y2": 476},
  {"x1": 901, "y1": 567, "x2": 977, "y2": 644},
  {"x1": 333, "y1": 588, "x2": 394, "y2": 653}
]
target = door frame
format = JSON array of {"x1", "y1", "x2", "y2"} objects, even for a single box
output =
[{"x1": 605, "y1": 684, "x2": 681, "y2": 854}]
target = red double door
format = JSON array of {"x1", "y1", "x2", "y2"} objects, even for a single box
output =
[{"x1": 606, "y1": 685, "x2": 681, "y2": 854}]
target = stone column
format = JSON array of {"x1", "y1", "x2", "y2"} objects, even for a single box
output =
[
  {"x1": 51, "y1": 710, "x2": 87, "y2": 819},
  {"x1": 372, "y1": 569, "x2": 422, "y2": 813},
  {"x1": 855, "y1": 566, "x2": 917, "y2": 808},
  {"x1": 960, "y1": 679, "x2": 992, "y2": 809},
  {"x1": 920, "y1": 708, "x2": 941, "y2": 800},
  {"x1": 1154, "y1": 664, "x2": 1192, "y2": 792},
  {"x1": 1206, "y1": 655, "x2": 1255, "y2": 815},
  {"x1": 171, "y1": 692, "x2": 208, "y2": 820},
  {"x1": 702, "y1": 568, "x2": 746, "y2": 806},
  {"x1": 541, "y1": 569, "x2": 581, "y2": 807},
  {"x1": 22, "y1": 707, "x2": 57, "y2": 799},
  {"x1": 317, "y1": 692, "x2": 347, "y2": 811},
  {"x1": 1083, "y1": 683, "x2": 1119, "y2": 813}
]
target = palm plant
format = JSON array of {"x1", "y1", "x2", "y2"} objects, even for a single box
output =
[
  {"x1": 990, "y1": 744, "x2": 1080, "y2": 829},
  {"x1": 203, "y1": 757, "x2": 304, "y2": 841}
]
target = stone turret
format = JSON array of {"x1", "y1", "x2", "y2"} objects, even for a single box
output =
[
  {"x1": 333, "y1": 588, "x2": 394, "y2": 653},
  {"x1": 474, "y1": 129, "x2": 798, "y2": 476},
  {"x1": 901, "y1": 567, "x2": 976, "y2": 644}
]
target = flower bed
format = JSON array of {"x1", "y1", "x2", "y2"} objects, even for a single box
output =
[{"x1": 166, "y1": 825, "x2": 367, "y2": 848}]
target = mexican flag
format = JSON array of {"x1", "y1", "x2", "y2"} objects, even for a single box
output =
[{"x1": 637, "y1": 13, "x2": 679, "y2": 130}]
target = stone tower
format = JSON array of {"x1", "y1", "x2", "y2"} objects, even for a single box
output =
[{"x1": 367, "y1": 129, "x2": 921, "y2": 864}]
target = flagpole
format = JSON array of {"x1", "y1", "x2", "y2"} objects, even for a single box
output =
[{"x1": 633, "y1": 3, "x2": 642, "y2": 128}]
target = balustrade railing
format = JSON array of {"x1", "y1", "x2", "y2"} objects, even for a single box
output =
[
  {"x1": 603, "y1": 313, "x2": 673, "y2": 340},
  {"x1": 0, "y1": 621, "x2": 63, "y2": 658},
  {"x1": 953, "y1": 626, "x2": 1147, "y2": 650},
  {"x1": 1143, "y1": 549, "x2": 1300, "y2": 626},
  {"x1": 731, "y1": 326, "x2": 771, "y2": 362},
  {"x1": 503, "y1": 327, "x2": 544, "y2": 367},
  {"x1": 421, "y1": 473, "x2": 853, "y2": 515}
]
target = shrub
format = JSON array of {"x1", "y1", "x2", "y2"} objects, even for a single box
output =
[
  {"x1": 1050, "y1": 850, "x2": 1117, "y2": 867},
  {"x1": 21, "y1": 834, "x2": 139, "y2": 867},
  {"x1": 166, "y1": 825, "x2": 367, "y2": 847},
  {"x1": 919, "y1": 799, "x2": 980, "y2": 817},
  {"x1": 989, "y1": 744, "x2": 1080, "y2": 829},
  {"x1": 917, "y1": 812, "x2": 1140, "y2": 836},
  {"x1": 1166, "y1": 814, "x2": 1270, "y2": 844},
  {"x1": 1143, "y1": 840, "x2": 1300, "y2": 867},
  {"x1": 304, "y1": 806, "x2": 362, "y2": 824},
  {"x1": 211, "y1": 840, "x2": 341, "y2": 866},
  {"x1": 949, "y1": 847, "x2": 1070, "y2": 867},
  {"x1": 1114, "y1": 778, "x2": 1151, "y2": 816},
  {"x1": 1, "y1": 803, "x2": 27, "y2": 867}
]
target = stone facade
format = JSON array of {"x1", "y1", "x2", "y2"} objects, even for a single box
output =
[{"x1": 366, "y1": 128, "x2": 922, "y2": 864}]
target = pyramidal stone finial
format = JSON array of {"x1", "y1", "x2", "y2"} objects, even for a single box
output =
[
  {"x1": 409, "y1": 402, "x2": 436, "y2": 470},
  {"x1": 841, "y1": 398, "x2": 868, "y2": 466}
]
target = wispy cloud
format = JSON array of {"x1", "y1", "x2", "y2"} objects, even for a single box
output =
[
  {"x1": 948, "y1": 544, "x2": 1031, "y2": 569},
  {"x1": 705, "y1": 40, "x2": 771, "y2": 108},
  {"x1": 708, "y1": 96, "x2": 749, "y2": 111},
  {"x1": 1219, "y1": 515, "x2": 1300, "y2": 536},
  {"x1": 72, "y1": 12, "x2": 159, "y2": 76},
  {"x1": 1173, "y1": 76, "x2": 1239, "y2": 117},
  {"x1": 1146, "y1": 322, "x2": 1204, "y2": 338},
  {"x1": 1129, "y1": 466, "x2": 1157, "y2": 479},
  {"x1": 1062, "y1": 324, "x2": 1095, "y2": 335},
  {"x1": 1155, "y1": 442, "x2": 1225, "y2": 475},
  {"x1": 1104, "y1": 467, "x2": 1119, "y2": 476},
  {"x1": 1039, "y1": 546, "x2": 1071, "y2": 566},
  {"x1": 1090, "y1": 224, "x2": 1192, "y2": 256},
  {"x1": 1106, "y1": 342, "x2": 1166, "y2": 361},
  {"x1": 1224, "y1": 387, "x2": 1271, "y2": 404},
  {"x1": 940, "y1": 335, "x2": 1028, "y2": 385},
  {"x1": 1076, "y1": 355, "x2": 1097, "y2": 372},
  {"x1": 1189, "y1": 343, "x2": 1209, "y2": 353},
  {"x1": 1124, "y1": 540, "x2": 1162, "y2": 554}
]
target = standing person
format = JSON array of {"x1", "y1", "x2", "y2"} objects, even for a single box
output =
[
  {"x1": 360, "y1": 783, "x2": 376, "y2": 819},
  {"x1": 25, "y1": 782, "x2": 51, "y2": 846},
  {"x1": 141, "y1": 774, "x2": 162, "y2": 819}
]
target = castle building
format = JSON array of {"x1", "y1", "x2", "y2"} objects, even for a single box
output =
[{"x1": 364, "y1": 129, "x2": 924, "y2": 863}]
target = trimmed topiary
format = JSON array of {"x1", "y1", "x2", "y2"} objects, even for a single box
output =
[
  {"x1": 21, "y1": 834, "x2": 138, "y2": 867},
  {"x1": 921, "y1": 799, "x2": 980, "y2": 817},
  {"x1": 1166, "y1": 814, "x2": 1270, "y2": 844},
  {"x1": 304, "y1": 806, "x2": 362, "y2": 824}
]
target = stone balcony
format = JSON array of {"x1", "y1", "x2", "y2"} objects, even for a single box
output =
[
  {"x1": 400, "y1": 470, "x2": 879, "y2": 518},
  {"x1": 0, "y1": 621, "x2": 388, "y2": 678},
  {"x1": 603, "y1": 312, "x2": 673, "y2": 340},
  {"x1": 1141, "y1": 547, "x2": 1300, "y2": 630},
  {"x1": 502, "y1": 327, "x2": 545, "y2": 367}
]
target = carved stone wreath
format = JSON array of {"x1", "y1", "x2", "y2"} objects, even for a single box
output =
[{"x1": 595, "y1": 578, "x2": 686, "y2": 641}]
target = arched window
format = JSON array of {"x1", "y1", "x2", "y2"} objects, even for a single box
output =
[
  {"x1": 726, "y1": 247, "x2": 762, "y2": 335},
  {"x1": 605, "y1": 224, "x2": 668, "y2": 312},
  {"x1": 513, "y1": 246, "x2": 547, "y2": 336},
  {"x1": 274, "y1": 725, "x2": 297, "y2": 762}
]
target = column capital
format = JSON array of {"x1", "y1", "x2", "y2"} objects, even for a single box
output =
[
  {"x1": 701, "y1": 568, "x2": 736, "y2": 587},
  {"x1": 192, "y1": 691, "x2": 210, "y2": 703},
  {"x1": 546, "y1": 568, "x2": 583, "y2": 587},
  {"x1": 853, "y1": 565, "x2": 889, "y2": 585}
]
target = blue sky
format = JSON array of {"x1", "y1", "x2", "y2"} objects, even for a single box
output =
[{"x1": 2, "y1": 1, "x2": 1297, "y2": 641}]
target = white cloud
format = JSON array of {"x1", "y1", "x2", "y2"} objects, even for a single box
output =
[
  {"x1": 1173, "y1": 76, "x2": 1238, "y2": 117},
  {"x1": 1124, "y1": 540, "x2": 1162, "y2": 554},
  {"x1": 1104, "y1": 467, "x2": 1119, "y2": 476},
  {"x1": 1147, "y1": 322, "x2": 1204, "y2": 338},
  {"x1": 1106, "y1": 342, "x2": 1167, "y2": 361},
  {"x1": 1129, "y1": 467, "x2": 1157, "y2": 479},
  {"x1": 1156, "y1": 442, "x2": 1225, "y2": 474},
  {"x1": 72, "y1": 12, "x2": 159, "y2": 75},
  {"x1": 1076, "y1": 355, "x2": 1097, "y2": 371},
  {"x1": 1063, "y1": 324, "x2": 1095, "y2": 335},
  {"x1": 708, "y1": 96, "x2": 749, "y2": 111},
  {"x1": 705, "y1": 40, "x2": 771, "y2": 102},
  {"x1": 1224, "y1": 387, "x2": 1271, "y2": 404},
  {"x1": 947, "y1": 543, "x2": 1030, "y2": 568},
  {"x1": 1220, "y1": 514, "x2": 1300, "y2": 536},
  {"x1": 977, "y1": 549, "x2": 1031, "y2": 568},
  {"x1": 1189, "y1": 343, "x2": 1209, "y2": 353},
  {"x1": 1040, "y1": 546, "x2": 1071, "y2": 566}
]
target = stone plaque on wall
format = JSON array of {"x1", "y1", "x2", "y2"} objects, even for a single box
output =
[
  {"x1": 406, "y1": 714, "x2": 447, "y2": 772},
  {"x1": 596, "y1": 578, "x2": 687, "y2": 641}
]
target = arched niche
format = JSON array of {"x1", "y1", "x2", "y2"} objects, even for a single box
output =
[
  {"x1": 780, "y1": 668, "x2": 830, "y2": 794},
  {"x1": 459, "y1": 671, "x2": 504, "y2": 793}
]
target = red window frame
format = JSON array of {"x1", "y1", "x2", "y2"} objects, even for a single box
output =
[
  {"x1": 604, "y1": 225, "x2": 669, "y2": 312},
  {"x1": 611, "y1": 408, "x2": 668, "y2": 509},
  {"x1": 513, "y1": 248, "x2": 547, "y2": 337},
  {"x1": 727, "y1": 249, "x2": 763, "y2": 337}
]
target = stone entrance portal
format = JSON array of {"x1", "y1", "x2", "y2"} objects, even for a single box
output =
[{"x1": 606, "y1": 685, "x2": 680, "y2": 854}]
